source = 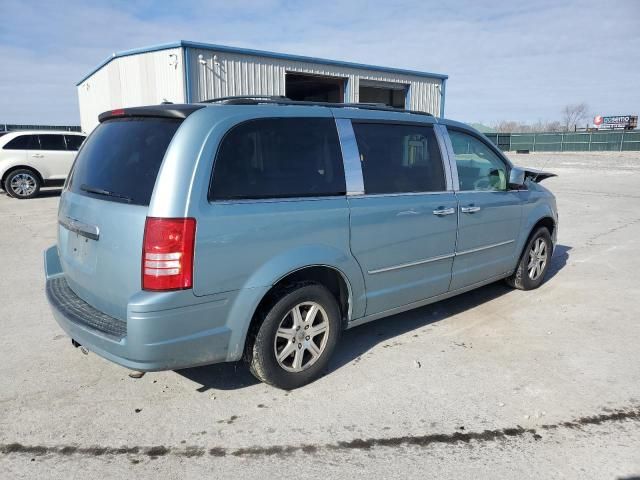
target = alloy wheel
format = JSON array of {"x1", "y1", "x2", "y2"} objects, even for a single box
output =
[
  {"x1": 273, "y1": 301, "x2": 330, "y2": 372},
  {"x1": 10, "y1": 173, "x2": 37, "y2": 197},
  {"x1": 527, "y1": 237, "x2": 548, "y2": 280}
]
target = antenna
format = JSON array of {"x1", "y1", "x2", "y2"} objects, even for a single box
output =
[{"x1": 528, "y1": 151, "x2": 554, "y2": 184}]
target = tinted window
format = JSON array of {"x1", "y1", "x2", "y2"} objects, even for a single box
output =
[
  {"x1": 449, "y1": 130, "x2": 508, "y2": 191},
  {"x1": 69, "y1": 118, "x2": 181, "y2": 205},
  {"x1": 39, "y1": 134, "x2": 67, "y2": 151},
  {"x1": 65, "y1": 135, "x2": 85, "y2": 151},
  {"x1": 3, "y1": 134, "x2": 39, "y2": 150},
  {"x1": 210, "y1": 118, "x2": 346, "y2": 200},
  {"x1": 352, "y1": 123, "x2": 445, "y2": 194}
]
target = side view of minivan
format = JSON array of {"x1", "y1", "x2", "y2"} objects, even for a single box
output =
[
  {"x1": 0, "y1": 131, "x2": 86, "y2": 198},
  {"x1": 44, "y1": 98, "x2": 557, "y2": 389}
]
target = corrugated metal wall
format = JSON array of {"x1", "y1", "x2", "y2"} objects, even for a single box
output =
[
  {"x1": 77, "y1": 48, "x2": 185, "y2": 132},
  {"x1": 77, "y1": 46, "x2": 443, "y2": 131},
  {"x1": 186, "y1": 48, "x2": 442, "y2": 115}
]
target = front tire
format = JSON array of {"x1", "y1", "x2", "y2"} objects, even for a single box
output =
[
  {"x1": 247, "y1": 284, "x2": 341, "y2": 389},
  {"x1": 506, "y1": 227, "x2": 552, "y2": 290},
  {"x1": 5, "y1": 169, "x2": 41, "y2": 199}
]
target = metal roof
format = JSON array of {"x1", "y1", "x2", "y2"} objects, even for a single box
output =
[{"x1": 76, "y1": 40, "x2": 449, "y2": 86}]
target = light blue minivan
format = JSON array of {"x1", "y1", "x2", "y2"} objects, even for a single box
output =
[{"x1": 44, "y1": 98, "x2": 557, "y2": 389}]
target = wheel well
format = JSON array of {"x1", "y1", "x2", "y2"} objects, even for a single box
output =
[
  {"x1": 243, "y1": 266, "x2": 350, "y2": 360},
  {"x1": 532, "y1": 216, "x2": 555, "y2": 239},
  {"x1": 1, "y1": 165, "x2": 43, "y2": 186},
  {"x1": 524, "y1": 216, "x2": 555, "y2": 256}
]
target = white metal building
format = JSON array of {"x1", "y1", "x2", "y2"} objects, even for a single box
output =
[{"x1": 76, "y1": 40, "x2": 448, "y2": 132}]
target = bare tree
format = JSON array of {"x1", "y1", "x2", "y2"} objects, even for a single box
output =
[
  {"x1": 489, "y1": 102, "x2": 590, "y2": 133},
  {"x1": 492, "y1": 120, "x2": 565, "y2": 133},
  {"x1": 545, "y1": 121, "x2": 564, "y2": 132},
  {"x1": 562, "y1": 103, "x2": 589, "y2": 131},
  {"x1": 493, "y1": 120, "x2": 522, "y2": 133},
  {"x1": 532, "y1": 120, "x2": 564, "y2": 132}
]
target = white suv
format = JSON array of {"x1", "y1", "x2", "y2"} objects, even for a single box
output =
[{"x1": 0, "y1": 131, "x2": 86, "y2": 199}]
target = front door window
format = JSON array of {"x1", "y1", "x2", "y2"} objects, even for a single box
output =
[{"x1": 449, "y1": 130, "x2": 508, "y2": 191}]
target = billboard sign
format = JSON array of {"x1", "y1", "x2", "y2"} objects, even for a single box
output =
[{"x1": 594, "y1": 115, "x2": 638, "y2": 130}]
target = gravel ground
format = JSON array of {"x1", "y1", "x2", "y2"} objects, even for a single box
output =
[{"x1": 1, "y1": 152, "x2": 639, "y2": 479}]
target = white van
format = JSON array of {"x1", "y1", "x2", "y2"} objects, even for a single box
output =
[{"x1": 0, "y1": 131, "x2": 86, "y2": 199}]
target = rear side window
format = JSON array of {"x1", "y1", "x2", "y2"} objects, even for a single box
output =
[
  {"x1": 3, "y1": 134, "x2": 39, "y2": 150},
  {"x1": 39, "y1": 134, "x2": 67, "y2": 151},
  {"x1": 69, "y1": 118, "x2": 181, "y2": 205},
  {"x1": 210, "y1": 118, "x2": 346, "y2": 200},
  {"x1": 352, "y1": 123, "x2": 445, "y2": 194},
  {"x1": 64, "y1": 135, "x2": 85, "y2": 151}
]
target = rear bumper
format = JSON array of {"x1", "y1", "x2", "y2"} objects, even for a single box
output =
[{"x1": 44, "y1": 245, "x2": 249, "y2": 372}]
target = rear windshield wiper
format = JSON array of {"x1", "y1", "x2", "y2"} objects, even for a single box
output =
[{"x1": 80, "y1": 184, "x2": 132, "y2": 203}]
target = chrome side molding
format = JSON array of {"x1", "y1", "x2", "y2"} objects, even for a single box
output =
[
  {"x1": 455, "y1": 239, "x2": 514, "y2": 256},
  {"x1": 368, "y1": 253, "x2": 456, "y2": 275},
  {"x1": 368, "y1": 239, "x2": 515, "y2": 275}
]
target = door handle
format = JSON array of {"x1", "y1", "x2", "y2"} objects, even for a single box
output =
[
  {"x1": 461, "y1": 206, "x2": 481, "y2": 213},
  {"x1": 433, "y1": 207, "x2": 456, "y2": 216},
  {"x1": 31, "y1": 153, "x2": 44, "y2": 158}
]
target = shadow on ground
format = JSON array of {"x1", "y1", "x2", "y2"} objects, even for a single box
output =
[{"x1": 178, "y1": 244, "x2": 571, "y2": 391}]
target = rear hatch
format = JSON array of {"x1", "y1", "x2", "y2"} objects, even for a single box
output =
[{"x1": 57, "y1": 107, "x2": 199, "y2": 321}]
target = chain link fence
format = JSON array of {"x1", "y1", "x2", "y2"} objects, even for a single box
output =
[{"x1": 484, "y1": 130, "x2": 640, "y2": 152}]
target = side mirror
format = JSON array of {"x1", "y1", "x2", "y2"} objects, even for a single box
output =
[{"x1": 508, "y1": 167, "x2": 526, "y2": 189}]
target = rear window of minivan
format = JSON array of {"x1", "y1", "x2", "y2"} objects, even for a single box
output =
[{"x1": 68, "y1": 118, "x2": 180, "y2": 205}]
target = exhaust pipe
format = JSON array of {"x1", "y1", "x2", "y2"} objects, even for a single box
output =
[{"x1": 71, "y1": 339, "x2": 89, "y2": 355}]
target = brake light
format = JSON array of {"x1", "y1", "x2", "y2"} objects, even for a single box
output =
[
  {"x1": 111, "y1": 108, "x2": 125, "y2": 116},
  {"x1": 142, "y1": 217, "x2": 196, "y2": 291}
]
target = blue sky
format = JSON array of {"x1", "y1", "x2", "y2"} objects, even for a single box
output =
[{"x1": 1, "y1": 0, "x2": 639, "y2": 126}]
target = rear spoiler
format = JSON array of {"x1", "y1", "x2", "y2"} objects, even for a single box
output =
[
  {"x1": 98, "y1": 104, "x2": 205, "y2": 123},
  {"x1": 524, "y1": 168, "x2": 556, "y2": 183}
]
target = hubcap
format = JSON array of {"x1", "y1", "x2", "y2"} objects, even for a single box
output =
[
  {"x1": 527, "y1": 237, "x2": 548, "y2": 280},
  {"x1": 274, "y1": 301, "x2": 329, "y2": 373},
  {"x1": 10, "y1": 173, "x2": 36, "y2": 197}
]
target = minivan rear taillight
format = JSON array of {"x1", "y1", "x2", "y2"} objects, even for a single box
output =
[{"x1": 142, "y1": 217, "x2": 196, "y2": 291}]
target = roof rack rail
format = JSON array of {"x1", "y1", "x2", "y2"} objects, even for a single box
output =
[
  {"x1": 199, "y1": 96, "x2": 433, "y2": 116},
  {"x1": 201, "y1": 95, "x2": 290, "y2": 104}
]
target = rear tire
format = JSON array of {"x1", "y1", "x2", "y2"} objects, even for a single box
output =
[
  {"x1": 506, "y1": 227, "x2": 552, "y2": 290},
  {"x1": 247, "y1": 283, "x2": 341, "y2": 390},
  {"x1": 4, "y1": 169, "x2": 41, "y2": 199}
]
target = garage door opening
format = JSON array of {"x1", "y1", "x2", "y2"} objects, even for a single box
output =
[
  {"x1": 285, "y1": 73, "x2": 345, "y2": 103},
  {"x1": 359, "y1": 84, "x2": 407, "y2": 108}
]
